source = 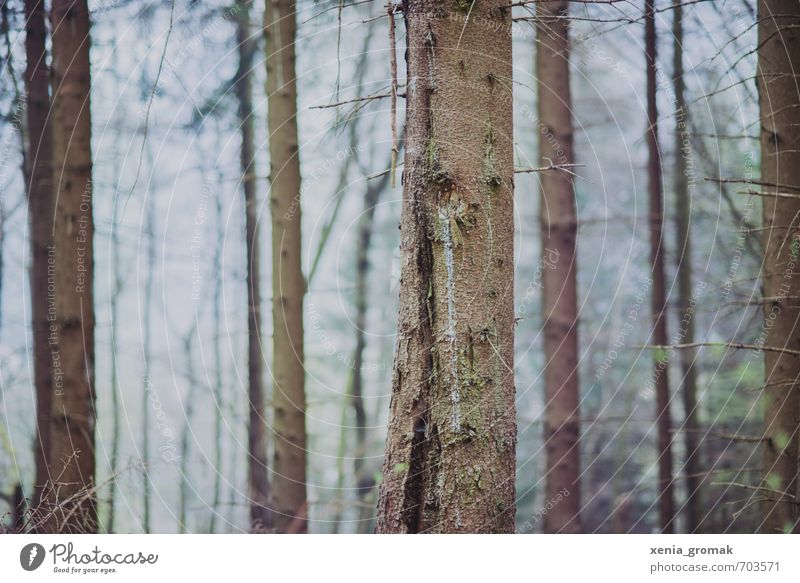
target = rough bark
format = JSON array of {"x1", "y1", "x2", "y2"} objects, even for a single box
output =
[
  {"x1": 47, "y1": 0, "x2": 96, "y2": 533},
  {"x1": 536, "y1": 0, "x2": 582, "y2": 534},
  {"x1": 24, "y1": 0, "x2": 54, "y2": 512},
  {"x1": 264, "y1": 0, "x2": 307, "y2": 534},
  {"x1": 757, "y1": 0, "x2": 800, "y2": 534},
  {"x1": 645, "y1": 0, "x2": 674, "y2": 534},
  {"x1": 672, "y1": 0, "x2": 702, "y2": 533},
  {"x1": 375, "y1": 0, "x2": 516, "y2": 534},
  {"x1": 236, "y1": 0, "x2": 271, "y2": 532}
]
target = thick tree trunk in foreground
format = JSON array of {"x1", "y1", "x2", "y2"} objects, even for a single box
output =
[
  {"x1": 47, "y1": 0, "x2": 96, "y2": 533},
  {"x1": 24, "y1": 0, "x2": 54, "y2": 512},
  {"x1": 645, "y1": 0, "x2": 674, "y2": 534},
  {"x1": 758, "y1": 0, "x2": 800, "y2": 534},
  {"x1": 237, "y1": 0, "x2": 270, "y2": 531},
  {"x1": 672, "y1": 0, "x2": 702, "y2": 533},
  {"x1": 264, "y1": 0, "x2": 307, "y2": 534},
  {"x1": 536, "y1": 0, "x2": 582, "y2": 534},
  {"x1": 376, "y1": 0, "x2": 516, "y2": 534}
]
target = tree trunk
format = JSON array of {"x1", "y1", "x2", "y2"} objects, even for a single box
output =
[
  {"x1": 108, "y1": 181, "x2": 121, "y2": 533},
  {"x1": 141, "y1": 148, "x2": 155, "y2": 534},
  {"x1": 23, "y1": 0, "x2": 54, "y2": 513},
  {"x1": 645, "y1": 0, "x2": 674, "y2": 534},
  {"x1": 375, "y1": 0, "x2": 516, "y2": 534},
  {"x1": 47, "y1": 0, "x2": 96, "y2": 533},
  {"x1": 351, "y1": 150, "x2": 396, "y2": 533},
  {"x1": 178, "y1": 328, "x2": 199, "y2": 534},
  {"x1": 264, "y1": 0, "x2": 307, "y2": 534},
  {"x1": 758, "y1": 0, "x2": 800, "y2": 534},
  {"x1": 672, "y1": 0, "x2": 702, "y2": 533},
  {"x1": 236, "y1": 0, "x2": 270, "y2": 532},
  {"x1": 536, "y1": 0, "x2": 582, "y2": 534}
]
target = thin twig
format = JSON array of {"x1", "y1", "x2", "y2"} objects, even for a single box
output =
[
  {"x1": 638, "y1": 342, "x2": 800, "y2": 357},
  {"x1": 388, "y1": 2, "x2": 399, "y2": 189}
]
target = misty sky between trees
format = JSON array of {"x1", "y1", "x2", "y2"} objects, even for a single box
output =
[{"x1": 0, "y1": 0, "x2": 796, "y2": 534}]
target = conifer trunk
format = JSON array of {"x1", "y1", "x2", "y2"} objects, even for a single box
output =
[
  {"x1": 376, "y1": 0, "x2": 516, "y2": 534},
  {"x1": 237, "y1": 0, "x2": 271, "y2": 531},
  {"x1": 24, "y1": 0, "x2": 54, "y2": 512},
  {"x1": 672, "y1": 0, "x2": 702, "y2": 533},
  {"x1": 536, "y1": 0, "x2": 582, "y2": 534},
  {"x1": 264, "y1": 0, "x2": 307, "y2": 534},
  {"x1": 47, "y1": 0, "x2": 96, "y2": 533},
  {"x1": 757, "y1": 0, "x2": 800, "y2": 534},
  {"x1": 645, "y1": 0, "x2": 674, "y2": 533}
]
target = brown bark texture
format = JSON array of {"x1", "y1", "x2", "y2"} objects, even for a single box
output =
[
  {"x1": 375, "y1": 0, "x2": 516, "y2": 534},
  {"x1": 47, "y1": 0, "x2": 96, "y2": 533},
  {"x1": 672, "y1": 0, "x2": 702, "y2": 533},
  {"x1": 237, "y1": 0, "x2": 271, "y2": 531},
  {"x1": 758, "y1": 0, "x2": 800, "y2": 534},
  {"x1": 536, "y1": 0, "x2": 582, "y2": 534},
  {"x1": 24, "y1": 0, "x2": 54, "y2": 512},
  {"x1": 645, "y1": 0, "x2": 674, "y2": 534},
  {"x1": 264, "y1": 0, "x2": 307, "y2": 534}
]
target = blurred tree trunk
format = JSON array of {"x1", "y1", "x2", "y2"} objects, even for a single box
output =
[
  {"x1": 351, "y1": 150, "x2": 396, "y2": 533},
  {"x1": 645, "y1": 0, "x2": 674, "y2": 534},
  {"x1": 108, "y1": 174, "x2": 121, "y2": 532},
  {"x1": 236, "y1": 0, "x2": 270, "y2": 531},
  {"x1": 23, "y1": 0, "x2": 54, "y2": 513},
  {"x1": 672, "y1": 0, "x2": 702, "y2": 533},
  {"x1": 141, "y1": 147, "x2": 155, "y2": 534},
  {"x1": 536, "y1": 0, "x2": 582, "y2": 534},
  {"x1": 375, "y1": 0, "x2": 516, "y2": 534},
  {"x1": 47, "y1": 0, "x2": 96, "y2": 533},
  {"x1": 758, "y1": 0, "x2": 800, "y2": 534},
  {"x1": 179, "y1": 328, "x2": 199, "y2": 534},
  {"x1": 264, "y1": 0, "x2": 307, "y2": 534}
]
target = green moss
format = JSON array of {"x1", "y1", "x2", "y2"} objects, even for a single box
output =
[
  {"x1": 453, "y1": 0, "x2": 473, "y2": 14},
  {"x1": 765, "y1": 472, "x2": 782, "y2": 491},
  {"x1": 772, "y1": 430, "x2": 791, "y2": 452}
]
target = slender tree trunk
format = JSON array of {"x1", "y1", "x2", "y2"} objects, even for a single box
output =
[
  {"x1": 672, "y1": 0, "x2": 701, "y2": 533},
  {"x1": 264, "y1": 0, "x2": 307, "y2": 534},
  {"x1": 208, "y1": 165, "x2": 225, "y2": 534},
  {"x1": 645, "y1": 0, "x2": 674, "y2": 534},
  {"x1": 536, "y1": 0, "x2": 582, "y2": 534},
  {"x1": 141, "y1": 153, "x2": 155, "y2": 534},
  {"x1": 235, "y1": 0, "x2": 270, "y2": 531},
  {"x1": 108, "y1": 196, "x2": 121, "y2": 532},
  {"x1": 47, "y1": 0, "x2": 96, "y2": 533},
  {"x1": 375, "y1": 0, "x2": 516, "y2": 534},
  {"x1": 179, "y1": 327, "x2": 199, "y2": 534},
  {"x1": 351, "y1": 154, "x2": 395, "y2": 534},
  {"x1": 757, "y1": 0, "x2": 800, "y2": 534},
  {"x1": 24, "y1": 0, "x2": 54, "y2": 513}
]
